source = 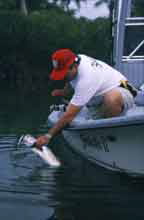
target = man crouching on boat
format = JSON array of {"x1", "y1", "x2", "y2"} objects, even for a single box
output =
[{"x1": 36, "y1": 48, "x2": 136, "y2": 149}]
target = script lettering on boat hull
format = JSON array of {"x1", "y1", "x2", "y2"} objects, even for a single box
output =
[{"x1": 80, "y1": 131, "x2": 110, "y2": 152}]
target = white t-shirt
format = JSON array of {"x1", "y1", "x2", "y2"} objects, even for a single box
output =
[{"x1": 70, "y1": 54, "x2": 127, "y2": 107}]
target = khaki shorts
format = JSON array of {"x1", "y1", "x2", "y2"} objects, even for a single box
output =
[{"x1": 86, "y1": 87, "x2": 135, "y2": 118}]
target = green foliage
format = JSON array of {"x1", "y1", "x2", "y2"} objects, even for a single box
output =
[
  {"x1": 131, "y1": 0, "x2": 144, "y2": 17},
  {"x1": 0, "y1": 0, "x2": 87, "y2": 13},
  {"x1": 0, "y1": 0, "x2": 16, "y2": 10},
  {"x1": 0, "y1": 9, "x2": 111, "y2": 95}
]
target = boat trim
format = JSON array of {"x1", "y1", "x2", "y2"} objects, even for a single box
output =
[{"x1": 66, "y1": 116, "x2": 144, "y2": 131}]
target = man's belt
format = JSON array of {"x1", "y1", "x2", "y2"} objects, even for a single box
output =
[{"x1": 119, "y1": 80, "x2": 137, "y2": 97}]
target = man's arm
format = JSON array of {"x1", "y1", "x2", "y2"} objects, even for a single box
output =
[
  {"x1": 36, "y1": 104, "x2": 81, "y2": 148},
  {"x1": 51, "y1": 83, "x2": 74, "y2": 97}
]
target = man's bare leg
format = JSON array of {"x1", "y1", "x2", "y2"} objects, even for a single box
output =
[{"x1": 102, "y1": 89, "x2": 124, "y2": 118}]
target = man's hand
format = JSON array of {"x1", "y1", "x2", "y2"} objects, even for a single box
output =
[
  {"x1": 51, "y1": 89, "x2": 65, "y2": 97},
  {"x1": 35, "y1": 135, "x2": 51, "y2": 150},
  {"x1": 51, "y1": 83, "x2": 72, "y2": 97},
  {"x1": 35, "y1": 104, "x2": 81, "y2": 150}
]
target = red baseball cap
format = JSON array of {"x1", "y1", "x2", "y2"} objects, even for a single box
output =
[{"x1": 50, "y1": 49, "x2": 77, "y2": 80}]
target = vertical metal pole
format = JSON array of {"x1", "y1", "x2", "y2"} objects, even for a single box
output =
[{"x1": 113, "y1": 0, "x2": 132, "y2": 71}]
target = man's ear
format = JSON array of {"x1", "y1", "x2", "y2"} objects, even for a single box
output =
[{"x1": 74, "y1": 56, "x2": 81, "y2": 65}]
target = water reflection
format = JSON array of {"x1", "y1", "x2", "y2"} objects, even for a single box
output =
[{"x1": 0, "y1": 127, "x2": 144, "y2": 219}]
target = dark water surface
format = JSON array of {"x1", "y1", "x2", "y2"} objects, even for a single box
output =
[{"x1": 0, "y1": 93, "x2": 144, "y2": 220}]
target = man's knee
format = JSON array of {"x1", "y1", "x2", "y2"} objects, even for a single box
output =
[{"x1": 103, "y1": 90, "x2": 124, "y2": 117}]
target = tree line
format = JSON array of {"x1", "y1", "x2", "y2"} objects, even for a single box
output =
[{"x1": 0, "y1": 4, "x2": 111, "y2": 96}]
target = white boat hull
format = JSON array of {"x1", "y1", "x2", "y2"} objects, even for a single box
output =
[
  {"x1": 48, "y1": 105, "x2": 144, "y2": 177},
  {"x1": 62, "y1": 124, "x2": 144, "y2": 177}
]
